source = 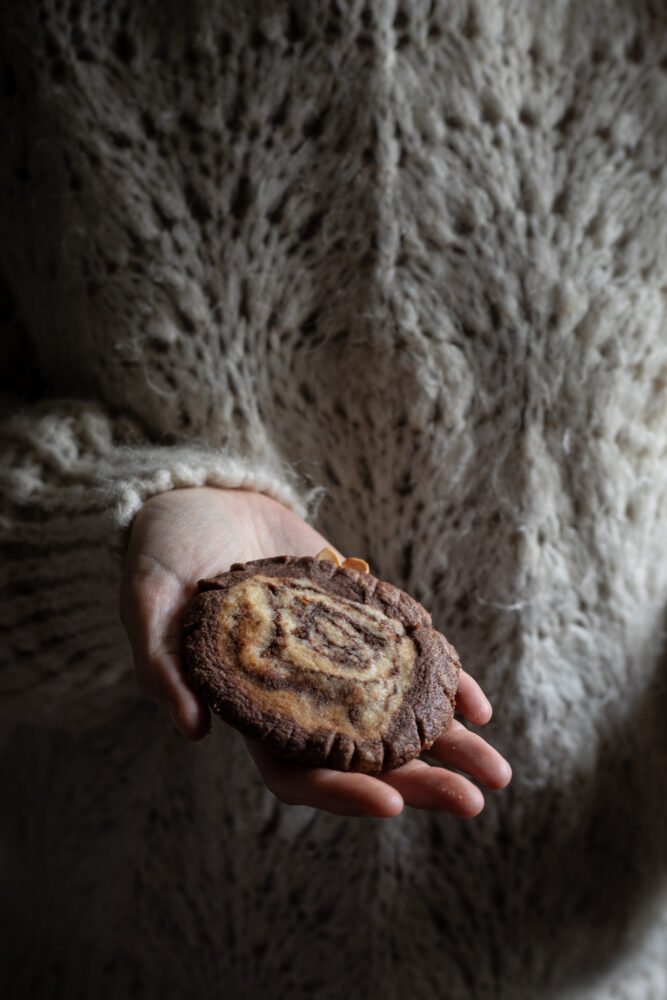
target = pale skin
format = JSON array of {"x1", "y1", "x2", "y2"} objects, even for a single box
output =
[{"x1": 120, "y1": 487, "x2": 512, "y2": 818}]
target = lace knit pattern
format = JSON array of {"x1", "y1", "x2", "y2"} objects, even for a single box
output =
[{"x1": 2, "y1": 1, "x2": 667, "y2": 997}]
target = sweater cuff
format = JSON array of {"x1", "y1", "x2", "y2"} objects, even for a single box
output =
[{"x1": 108, "y1": 444, "x2": 318, "y2": 538}]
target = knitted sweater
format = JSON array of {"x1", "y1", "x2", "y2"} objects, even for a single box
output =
[{"x1": 2, "y1": 1, "x2": 667, "y2": 997}]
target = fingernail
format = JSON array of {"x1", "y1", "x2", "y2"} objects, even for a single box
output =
[{"x1": 480, "y1": 697, "x2": 493, "y2": 723}]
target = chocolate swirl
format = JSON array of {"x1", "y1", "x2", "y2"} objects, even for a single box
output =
[
  {"x1": 183, "y1": 556, "x2": 461, "y2": 772},
  {"x1": 221, "y1": 575, "x2": 417, "y2": 739}
]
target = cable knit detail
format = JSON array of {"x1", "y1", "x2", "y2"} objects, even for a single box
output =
[{"x1": 2, "y1": 1, "x2": 667, "y2": 998}]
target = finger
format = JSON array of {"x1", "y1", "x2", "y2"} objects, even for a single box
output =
[
  {"x1": 148, "y1": 647, "x2": 211, "y2": 742},
  {"x1": 378, "y1": 758, "x2": 485, "y2": 817},
  {"x1": 455, "y1": 670, "x2": 493, "y2": 725},
  {"x1": 121, "y1": 573, "x2": 210, "y2": 741},
  {"x1": 244, "y1": 738, "x2": 404, "y2": 818},
  {"x1": 426, "y1": 719, "x2": 512, "y2": 790}
]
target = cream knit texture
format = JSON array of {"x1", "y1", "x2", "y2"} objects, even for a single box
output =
[{"x1": 2, "y1": 1, "x2": 667, "y2": 998}]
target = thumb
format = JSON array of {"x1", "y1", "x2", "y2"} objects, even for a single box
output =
[{"x1": 120, "y1": 571, "x2": 210, "y2": 741}]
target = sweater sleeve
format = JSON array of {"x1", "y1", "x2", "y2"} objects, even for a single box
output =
[
  {"x1": 0, "y1": 394, "x2": 319, "y2": 731},
  {"x1": 0, "y1": 4, "x2": 332, "y2": 731},
  {"x1": 0, "y1": 3, "x2": 334, "y2": 726}
]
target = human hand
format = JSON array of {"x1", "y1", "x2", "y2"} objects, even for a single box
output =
[{"x1": 120, "y1": 486, "x2": 511, "y2": 819}]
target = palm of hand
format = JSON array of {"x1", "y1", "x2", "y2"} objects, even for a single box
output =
[{"x1": 121, "y1": 487, "x2": 510, "y2": 818}]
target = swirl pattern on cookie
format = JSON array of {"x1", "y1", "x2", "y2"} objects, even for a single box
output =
[
  {"x1": 219, "y1": 574, "x2": 417, "y2": 738},
  {"x1": 183, "y1": 555, "x2": 462, "y2": 772}
]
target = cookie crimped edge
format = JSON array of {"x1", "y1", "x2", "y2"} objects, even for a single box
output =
[{"x1": 182, "y1": 555, "x2": 461, "y2": 773}]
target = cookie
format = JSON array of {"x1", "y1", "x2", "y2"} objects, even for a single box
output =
[{"x1": 182, "y1": 555, "x2": 461, "y2": 773}]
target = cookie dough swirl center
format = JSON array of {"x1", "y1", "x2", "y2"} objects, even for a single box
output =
[{"x1": 218, "y1": 575, "x2": 417, "y2": 737}]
